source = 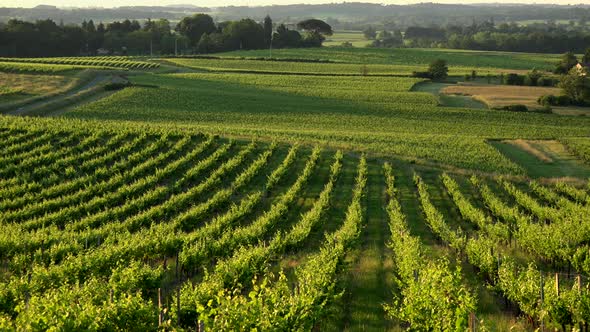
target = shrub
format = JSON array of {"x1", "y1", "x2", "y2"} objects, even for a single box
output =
[
  {"x1": 538, "y1": 94, "x2": 572, "y2": 106},
  {"x1": 538, "y1": 94, "x2": 557, "y2": 106},
  {"x1": 428, "y1": 59, "x2": 448, "y2": 81},
  {"x1": 104, "y1": 82, "x2": 131, "y2": 91},
  {"x1": 504, "y1": 73, "x2": 525, "y2": 86},
  {"x1": 556, "y1": 95, "x2": 572, "y2": 106},
  {"x1": 500, "y1": 104, "x2": 528, "y2": 112},
  {"x1": 412, "y1": 71, "x2": 432, "y2": 79},
  {"x1": 537, "y1": 77, "x2": 557, "y2": 87},
  {"x1": 526, "y1": 69, "x2": 543, "y2": 86},
  {"x1": 524, "y1": 76, "x2": 533, "y2": 86}
]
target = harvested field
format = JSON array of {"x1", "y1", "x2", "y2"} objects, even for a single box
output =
[{"x1": 442, "y1": 83, "x2": 560, "y2": 110}]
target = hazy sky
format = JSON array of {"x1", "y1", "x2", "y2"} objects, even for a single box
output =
[{"x1": 0, "y1": 0, "x2": 583, "y2": 8}]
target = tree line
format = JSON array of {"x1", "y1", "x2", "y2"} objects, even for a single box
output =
[
  {"x1": 367, "y1": 20, "x2": 590, "y2": 54},
  {"x1": 0, "y1": 14, "x2": 333, "y2": 57}
]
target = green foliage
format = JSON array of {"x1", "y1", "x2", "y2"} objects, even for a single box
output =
[
  {"x1": 297, "y1": 19, "x2": 333, "y2": 36},
  {"x1": 272, "y1": 24, "x2": 302, "y2": 49},
  {"x1": 8, "y1": 279, "x2": 157, "y2": 331},
  {"x1": 219, "y1": 47, "x2": 559, "y2": 70},
  {"x1": 383, "y1": 165, "x2": 477, "y2": 330},
  {"x1": 414, "y1": 174, "x2": 466, "y2": 251},
  {"x1": 68, "y1": 72, "x2": 590, "y2": 174},
  {"x1": 175, "y1": 14, "x2": 216, "y2": 46},
  {"x1": 178, "y1": 155, "x2": 366, "y2": 330},
  {"x1": 427, "y1": 59, "x2": 449, "y2": 80},
  {"x1": 526, "y1": 69, "x2": 543, "y2": 86},
  {"x1": 363, "y1": 26, "x2": 377, "y2": 40},
  {"x1": 500, "y1": 104, "x2": 529, "y2": 112},
  {"x1": 539, "y1": 94, "x2": 572, "y2": 106},
  {"x1": 504, "y1": 73, "x2": 525, "y2": 85},
  {"x1": 0, "y1": 61, "x2": 90, "y2": 73},
  {"x1": 558, "y1": 68, "x2": 590, "y2": 105},
  {"x1": 1, "y1": 115, "x2": 590, "y2": 330},
  {"x1": 583, "y1": 48, "x2": 590, "y2": 66},
  {"x1": 561, "y1": 137, "x2": 590, "y2": 165},
  {"x1": 554, "y1": 52, "x2": 579, "y2": 74}
]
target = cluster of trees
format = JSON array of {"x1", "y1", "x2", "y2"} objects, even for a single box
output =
[
  {"x1": 369, "y1": 30, "x2": 404, "y2": 48},
  {"x1": 0, "y1": 18, "x2": 185, "y2": 57},
  {"x1": 368, "y1": 20, "x2": 590, "y2": 54},
  {"x1": 554, "y1": 50, "x2": 590, "y2": 73},
  {"x1": 0, "y1": 14, "x2": 333, "y2": 57},
  {"x1": 539, "y1": 71, "x2": 590, "y2": 107},
  {"x1": 185, "y1": 15, "x2": 333, "y2": 54},
  {"x1": 541, "y1": 56, "x2": 590, "y2": 107},
  {"x1": 501, "y1": 71, "x2": 558, "y2": 87}
]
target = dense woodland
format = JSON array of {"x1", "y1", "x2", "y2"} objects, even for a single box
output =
[
  {"x1": 0, "y1": 15, "x2": 333, "y2": 57},
  {"x1": 370, "y1": 20, "x2": 590, "y2": 53}
]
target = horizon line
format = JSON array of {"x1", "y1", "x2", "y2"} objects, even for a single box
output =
[{"x1": 3, "y1": 1, "x2": 588, "y2": 10}]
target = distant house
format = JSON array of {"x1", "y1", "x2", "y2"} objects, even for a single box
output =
[{"x1": 576, "y1": 63, "x2": 587, "y2": 76}]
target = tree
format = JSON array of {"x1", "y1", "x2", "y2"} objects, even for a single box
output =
[
  {"x1": 223, "y1": 19, "x2": 265, "y2": 50},
  {"x1": 272, "y1": 24, "x2": 302, "y2": 49},
  {"x1": 263, "y1": 15, "x2": 273, "y2": 48},
  {"x1": 525, "y1": 69, "x2": 543, "y2": 86},
  {"x1": 583, "y1": 48, "x2": 590, "y2": 66},
  {"x1": 428, "y1": 59, "x2": 449, "y2": 80},
  {"x1": 372, "y1": 29, "x2": 403, "y2": 48},
  {"x1": 297, "y1": 19, "x2": 333, "y2": 36},
  {"x1": 297, "y1": 19, "x2": 332, "y2": 47},
  {"x1": 363, "y1": 26, "x2": 377, "y2": 40},
  {"x1": 197, "y1": 33, "x2": 212, "y2": 54},
  {"x1": 175, "y1": 14, "x2": 216, "y2": 47},
  {"x1": 559, "y1": 67, "x2": 590, "y2": 105},
  {"x1": 554, "y1": 52, "x2": 579, "y2": 74}
]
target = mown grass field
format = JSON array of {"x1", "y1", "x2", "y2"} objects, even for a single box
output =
[
  {"x1": 2, "y1": 46, "x2": 590, "y2": 331},
  {"x1": 0, "y1": 73, "x2": 76, "y2": 101}
]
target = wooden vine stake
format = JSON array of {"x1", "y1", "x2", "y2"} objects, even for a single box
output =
[
  {"x1": 555, "y1": 273, "x2": 559, "y2": 297},
  {"x1": 176, "y1": 288, "x2": 181, "y2": 326},
  {"x1": 540, "y1": 273, "x2": 544, "y2": 332},
  {"x1": 175, "y1": 251, "x2": 179, "y2": 281},
  {"x1": 468, "y1": 312, "x2": 477, "y2": 331},
  {"x1": 158, "y1": 288, "x2": 163, "y2": 327}
]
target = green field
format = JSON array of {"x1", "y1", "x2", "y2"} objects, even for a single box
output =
[
  {"x1": 217, "y1": 47, "x2": 561, "y2": 70},
  {"x1": 66, "y1": 70, "x2": 590, "y2": 174},
  {"x1": 165, "y1": 57, "x2": 503, "y2": 76},
  {"x1": 1, "y1": 115, "x2": 589, "y2": 330},
  {"x1": 323, "y1": 31, "x2": 370, "y2": 47},
  {"x1": 2, "y1": 46, "x2": 590, "y2": 331},
  {"x1": 0, "y1": 57, "x2": 159, "y2": 70}
]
